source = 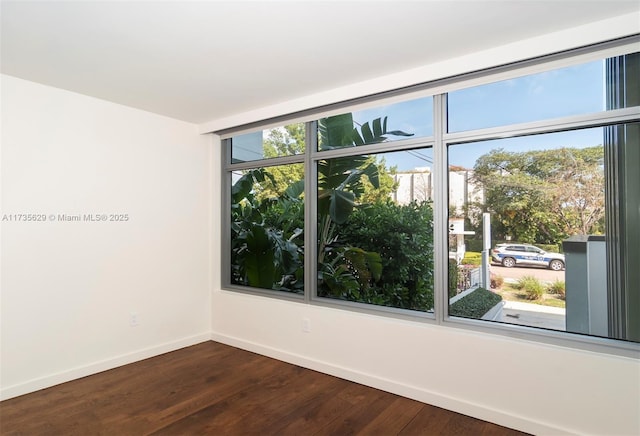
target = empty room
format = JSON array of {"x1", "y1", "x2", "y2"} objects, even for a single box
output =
[{"x1": 1, "y1": 1, "x2": 639, "y2": 435}]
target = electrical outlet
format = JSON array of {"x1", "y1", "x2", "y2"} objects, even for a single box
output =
[
  {"x1": 302, "y1": 318, "x2": 311, "y2": 333},
  {"x1": 130, "y1": 312, "x2": 139, "y2": 327}
]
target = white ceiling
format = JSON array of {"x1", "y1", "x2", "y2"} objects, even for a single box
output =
[{"x1": 2, "y1": 1, "x2": 639, "y2": 124}]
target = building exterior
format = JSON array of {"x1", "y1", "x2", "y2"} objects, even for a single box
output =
[{"x1": 393, "y1": 167, "x2": 484, "y2": 214}]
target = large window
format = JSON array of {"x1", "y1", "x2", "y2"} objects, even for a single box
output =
[
  {"x1": 223, "y1": 41, "x2": 640, "y2": 352},
  {"x1": 229, "y1": 126, "x2": 305, "y2": 295},
  {"x1": 447, "y1": 126, "x2": 631, "y2": 339}
]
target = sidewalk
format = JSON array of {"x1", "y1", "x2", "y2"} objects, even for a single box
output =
[{"x1": 498, "y1": 300, "x2": 566, "y2": 331}]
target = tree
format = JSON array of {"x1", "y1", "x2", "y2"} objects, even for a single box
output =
[
  {"x1": 263, "y1": 123, "x2": 305, "y2": 158},
  {"x1": 360, "y1": 157, "x2": 399, "y2": 204},
  {"x1": 256, "y1": 124, "x2": 305, "y2": 201},
  {"x1": 547, "y1": 147, "x2": 605, "y2": 236},
  {"x1": 472, "y1": 145, "x2": 605, "y2": 245}
]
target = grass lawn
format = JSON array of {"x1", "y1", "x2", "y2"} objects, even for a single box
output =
[{"x1": 495, "y1": 283, "x2": 566, "y2": 308}]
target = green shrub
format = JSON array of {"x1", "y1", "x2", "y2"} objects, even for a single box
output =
[
  {"x1": 461, "y1": 251, "x2": 482, "y2": 266},
  {"x1": 515, "y1": 276, "x2": 545, "y2": 300},
  {"x1": 337, "y1": 200, "x2": 434, "y2": 311},
  {"x1": 547, "y1": 280, "x2": 566, "y2": 299},
  {"x1": 450, "y1": 288, "x2": 502, "y2": 319}
]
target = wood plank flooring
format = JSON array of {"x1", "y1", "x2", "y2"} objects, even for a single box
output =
[{"x1": 0, "y1": 342, "x2": 528, "y2": 435}]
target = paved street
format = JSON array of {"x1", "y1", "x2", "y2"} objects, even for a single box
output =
[{"x1": 490, "y1": 264, "x2": 565, "y2": 283}]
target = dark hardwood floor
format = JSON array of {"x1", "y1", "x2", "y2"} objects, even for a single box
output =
[{"x1": 0, "y1": 342, "x2": 528, "y2": 435}]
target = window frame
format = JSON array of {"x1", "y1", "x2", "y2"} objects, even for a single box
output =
[{"x1": 221, "y1": 35, "x2": 640, "y2": 358}]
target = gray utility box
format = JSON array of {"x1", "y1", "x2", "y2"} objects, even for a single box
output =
[{"x1": 563, "y1": 235, "x2": 607, "y2": 337}]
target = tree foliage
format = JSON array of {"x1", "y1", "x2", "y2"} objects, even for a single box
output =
[
  {"x1": 263, "y1": 123, "x2": 305, "y2": 157},
  {"x1": 231, "y1": 169, "x2": 304, "y2": 292},
  {"x1": 472, "y1": 145, "x2": 605, "y2": 245},
  {"x1": 360, "y1": 157, "x2": 399, "y2": 204},
  {"x1": 336, "y1": 200, "x2": 434, "y2": 310},
  {"x1": 256, "y1": 124, "x2": 305, "y2": 201}
]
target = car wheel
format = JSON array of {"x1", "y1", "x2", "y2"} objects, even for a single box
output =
[
  {"x1": 549, "y1": 259, "x2": 564, "y2": 271},
  {"x1": 502, "y1": 257, "x2": 516, "y2": 268}
]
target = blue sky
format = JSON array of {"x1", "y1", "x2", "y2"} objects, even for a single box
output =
[
  {"x1": 353, "y1": 96, "x2": 433, "y2": 139},
  {"x1": 351, "y1": 59, "x2": 606, "y2": 171}
]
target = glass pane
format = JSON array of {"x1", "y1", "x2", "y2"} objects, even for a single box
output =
[
  {"x1": 318, "y1": 97, "x2": 432, "y2": 150},
  {"x1": 317, "y1": 149, "x2": 434, "y2": 312},
  {"x1": 231, "y1": 123, "x2": 305, "y2": 163},
  {"x1": 447, "y1": 53, "x2": 639, "y2": 132},
  {"x1": 447, "y1": 124, "x2": 639, "y2": 343},
  {"x1": 230, "y1": 164, "x2": 304, "y2": 293}
]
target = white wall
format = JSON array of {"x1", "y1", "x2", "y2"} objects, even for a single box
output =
[
  {"x1": 209, "y1": 15, "x2": 640, "y2": 435},
  {"x1": 0, "y1": 75, "x2": 211, "y2": 399}
]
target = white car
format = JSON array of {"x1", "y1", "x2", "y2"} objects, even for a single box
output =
[{"x1": 491, "y1": 243, "x2": 565, "y2": 271}]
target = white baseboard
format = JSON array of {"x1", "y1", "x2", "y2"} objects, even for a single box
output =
[
  {"x1": 0, "y1": 332, "x2": 211, "y2": 401},
  {"x1": 210, "y1": 332, "x2": 573, "y2": 436}
]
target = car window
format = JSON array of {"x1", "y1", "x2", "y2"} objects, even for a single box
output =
[{"x1": 507, "y1": 246, "x2": 525, "y2": 251}]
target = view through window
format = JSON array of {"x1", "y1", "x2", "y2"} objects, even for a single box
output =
[
  {"x1": 448, "y1": 128, "x2": 609, "y2": 335},
  {"x1": 225, "y1": 47, "x2": 640, "y2": 347},
  {"x1": 317, "y1": 149, "x2": 434, "y2": 312}
]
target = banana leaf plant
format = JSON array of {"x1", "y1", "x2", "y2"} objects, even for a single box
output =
[
  {"x1": 318, "y1": 114, "x2": 414, "y2": 150},
  {"x1": 231, "y1": 169, "x2": 304, "y2": 292},
  {"x1": 230, "y1": 112, "x2": 413, "y2": 298},
  {"x1": 317, "y1": 113, "x2": 414, "y2": 228},
  {"x1": 316, "y1": 113, "x2": 411, "y2": 299}
]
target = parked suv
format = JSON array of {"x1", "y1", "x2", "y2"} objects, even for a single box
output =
[{"x1": 491, "y1": 243, "x2": 565, "y2": 271}]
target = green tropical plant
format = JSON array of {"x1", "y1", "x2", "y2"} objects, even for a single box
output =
[
  {"x1": 320, "y1": 246, "x2": 382, "y2": 299},
  {"x1": 316, "y1": 113, "x2": 414, "y2": 304},
  {"x1": 230, "y1": 112, "x2": 418, "y2": 302},
  {"x1": 318, "y1": 114, "x2": 414, "y2": 150},
  {"x1": 338, "y1": 200, "x2": 434, "y2": 310},
  {"x1": 231, "y1": 169, "x2": 304, "y2": 292}
]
